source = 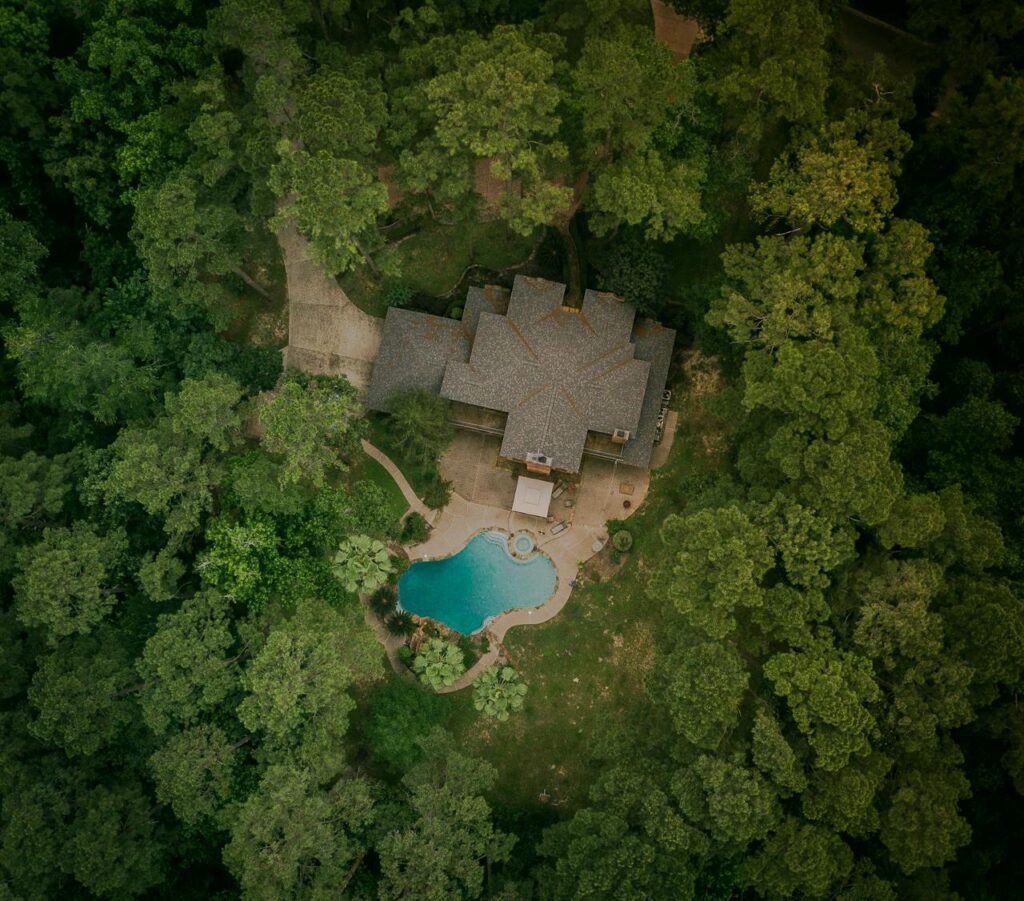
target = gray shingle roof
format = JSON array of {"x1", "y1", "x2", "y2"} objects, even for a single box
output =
[
  {"x1": 366, "y1": 308, "x2": 469, "y2": 411},
  {"x1": 367, "y1": 276, "x2": 675, "y2": 472},
  {"x1": 619, "y1": 318, "x2": 676, "y2": 467}
]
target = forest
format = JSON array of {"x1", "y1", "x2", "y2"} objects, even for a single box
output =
[{"x1": 1, "y1": 0, "x2": 1022, "y2": 898}]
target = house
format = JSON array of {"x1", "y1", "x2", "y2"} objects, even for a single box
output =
[{"x1": 366, "y1": 275, "x2": 675, "y2": 476}]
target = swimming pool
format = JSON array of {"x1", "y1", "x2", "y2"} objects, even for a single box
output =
[{"x1": 398, "y1": 530, "x2": 556, "y2": 634}]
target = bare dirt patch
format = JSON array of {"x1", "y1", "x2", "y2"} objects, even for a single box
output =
[
  {"x1": 680, "y1": 349, "x2": 723, "y2": 398},
  {"x1": 651, "y1": 0, "x2": 704, "y2": 62}
]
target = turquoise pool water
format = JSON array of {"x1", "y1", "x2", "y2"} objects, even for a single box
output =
[{"x1": 398, "y1": 530, "x2": 556, "y2": 633}]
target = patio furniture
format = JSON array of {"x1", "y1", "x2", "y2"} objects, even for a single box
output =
[{"x1": 550, "y1": 521, "x2": 569, "y2": 535}]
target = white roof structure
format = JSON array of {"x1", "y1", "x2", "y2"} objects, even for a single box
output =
[{"x1": 511, "y1": 476, "x2": 554, "y2": 518}]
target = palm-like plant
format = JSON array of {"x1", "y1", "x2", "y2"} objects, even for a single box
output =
[
  {"x1": 412, "y1": 638, "x2": 465, "y2": 690},
  {"x1": 331, "y1": 534, "x2": 393, "y2": 594},
  {"x1": 473, "y1": 665, "x2": 527, "y2": 721}
]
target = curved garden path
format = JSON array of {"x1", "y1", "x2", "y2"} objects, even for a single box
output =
[{"x1": 360, "y1": 439, "x2": 436, "y2": 524}]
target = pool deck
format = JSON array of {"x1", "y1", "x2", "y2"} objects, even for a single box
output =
[
  {"x1": 364, "y1": 427, "x2": 674, "y2": 692},
  {"x1": 415, "y1": 494, "x2": 598, "y2": 692}
]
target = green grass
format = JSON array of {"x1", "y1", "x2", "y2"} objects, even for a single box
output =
[
  {"x1": 338, "y1": 266, "x2": 388, "y2": 318},
  {"x1": 341, "y1": 219, "x2": 539, "y2": 318},
  {"x1": 442, "y1": 370, "x2": 730, "y2": 816},
  {"x1": 366, "y1": 417, "x2": 449, "y2": 509},
  {"x1": 347, "y1": 451, "x2": 409, "y2": 523}
]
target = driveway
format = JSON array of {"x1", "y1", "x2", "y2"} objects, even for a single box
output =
[{"x1": 278, "y1": 220, "x2": 383, "y2": 392}]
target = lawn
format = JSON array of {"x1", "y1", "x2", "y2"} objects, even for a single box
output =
[
  {"x1": 442, "y1": 357, "x2": 730, "y2": 816},
  {"x1": 341, "y1": 218, "x2": 539, "y2": 318},
  {"x1": 347, "y1": 450, "x2": 409, "y2": 524},
  {"x1": 366, "y1": 416, "x2": 450, "y2": 509}
]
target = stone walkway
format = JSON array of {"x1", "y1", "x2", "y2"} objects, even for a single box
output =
[
  {"x1": 278, "y1": 220, "x2": 383, "y2": 392},
  {"x1": 360, "y1": 439, "x2": 436, "y2": 524}
]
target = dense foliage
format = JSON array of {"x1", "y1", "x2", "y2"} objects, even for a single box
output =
[{"x1": 1, "y1": 0, "x2": 1021, "y2": 898}]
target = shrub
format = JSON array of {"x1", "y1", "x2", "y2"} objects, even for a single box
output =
[
  {"x1": 386, "y1": 611, "x2": 415, "y2": 636},
  {"x1": 331, "y1": 534, "x2": 393, "y2": 594},
  {"x1": 448, "y1": 305, "x2": 463, "y2": 319},
  {"x1": 423, "y1": 477, "x2": 453, "y2": 510},
  {"x1": 369, "y1": 585, "x2": 397, "y2": 616},
  {"x1": 381, "y1": 279, "x2": 413, "y2": 308},
  {"x1": 338, "y1": 479, "x2": 398, "y2": 537},
  {"x1": 457, "y1": 635, "x2": 479, "y2": 669},
  {"x1": 401, "y1": 511, "x2": 430, "y2": 544},
  {"x1": 397, "y1": 644, "x2": 414, "y2": 665},
  {"x1": 612, "y1": 529, "x2": 633, "y2": 552},
  {"x1": 473, "y1": 665, "x2": 527, "y2": 721},
  {"x1": 412, "y1": 638, "x2": 465, "y2": 690},
  {"x1": 595, "y1": 233, "x2": 667, "y2": 318}
]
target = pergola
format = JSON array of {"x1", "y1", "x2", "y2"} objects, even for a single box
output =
[{"x1": 511, "y1": 476, "x2": 554, "y2": 518}]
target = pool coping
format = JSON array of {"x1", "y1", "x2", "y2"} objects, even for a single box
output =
[
  {"x1": 397, "y1": 527, "x2": 560, "y2": 636},
  {"x1": 392, "y1": 477, "x2": 648, "y2": 692}
]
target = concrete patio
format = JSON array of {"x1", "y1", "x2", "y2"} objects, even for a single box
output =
[{"x1": 402, "y1": 429, "x2": 653, "y2": 690}]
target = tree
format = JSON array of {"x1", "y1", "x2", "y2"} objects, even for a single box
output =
[
  {"x1": 0, "y1": 450, "x2": 71, "y2": 575},
  {"x1": 649, "y1": 641, "x2": 748, "y2": 749},
  {"x1": 760, "y1": 494, "x2": 856, "y2": 590},
  {"x1": 751, "y1": 709, "x2": 807, "y2": 794},
  {"x1": 386, "y1": 390, "x2": 454, "y2": 467},
  {"x1": 765, "y1": 639, "x2": 881, "y2": 772},
  {"x1": 595, "y1": 234, "x2": 668, "y2": 317},
  {"x1": 391, "y1": 24, "x2": 570, "y2": 232},
  {"x1": 258, "y1": 372, "x2": 362, "y2": 488},
  {"x1": 740, "y1": 817, "x2": 853, "y2": 898},
  {"x1": 132, "y1": 171, "x2": 255, "y2": 323},
  {"x1": 223, "y1": 765, "x2": 375, "y2": 900},
  {"x1": 331, "y1": 534, "x2": 393, "y2": 595},
  {"x1": 136, "y1": 590, "x2": 241, "y2": 735},
  {"x1": 674, "y1": 755, "x2": 781, "y2": 846},
  {"x1": 237, "y1": 613, "x2": 370, "y2": 778},
  {"x1": 655, "y1": 505, "x2": 774, "y2": 638},
  {"x1": 880, "y1": 750, "x2": 973, "y2": 874},
  {"x1": 103, "y1": 373, "x2": 246, "y2": 539},
  {"x1": 711, "y1": 0, "x2": 831, "y2": 130},
  {"x1": 270, "y1": 147, "x2": 388, "y2": 276},
  {"x1": 165, "y1": 371, "x2": 245, "y2": 452},
  {"x1": 589, "y1": 150, "x2": 708, "y2": 240},
  {"x1": 877, "y1": 492, "x2": 946, "y2": 550},
  {"x1": 13, "y1": 524, "x2": 127, "y2": 642},
  {"x1": 27, "y1": 630, "x2": 135, "y2": 756},
  {"x1": 149, "y1": 724, "x2": 238, "y2": 825},
  {"x1": 67, "y1": 782, "x2": 166, "y2": 898},
  {"x1": 364, "y1": 679, "x2": 449, "y2": 773},
  {"x1": 199, "y1": 514, "x2": 282, "y2": 611},
  {"x1": 573, "y1": 27, "x2": 708, "y2": 239},
  {"x1": 537, "y1": 764, "x2": 706, "y2": 900},
  {"x1": 573, "y1": 28, "x2": 693, "y2": 163},
  {"x1": 473, "y1": 665, "x2": 527, "y2": 720},
  {"x1": 750, "y1": 112, "x2": 910, "y2": 234},
  {"x1": 413, "y1": 639, "x2": 465, "y2": 690},
  {"x1": 377, "y1": 730, "x2": 514, "y2": 900},
  {"x1": 801, "y1": 752, "x2": 892, "y2": 838}
]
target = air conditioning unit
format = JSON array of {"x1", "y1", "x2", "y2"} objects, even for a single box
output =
[
  {"x1": 612, "y1": 428, "x2": 630, "y2": 445},
  {"x1": 525, "y1": 451, "x2": 553, "y2": 474}
]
